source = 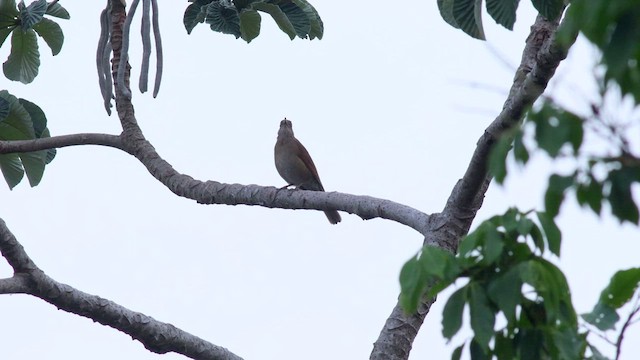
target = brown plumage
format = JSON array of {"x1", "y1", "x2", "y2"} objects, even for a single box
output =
[{"x1": 274, "y1": 119, "x2": 342, "y2": 224}]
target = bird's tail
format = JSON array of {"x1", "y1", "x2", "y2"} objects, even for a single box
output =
[{"x1": 324, "y1": 210, "x2": 341, "y2": 224}]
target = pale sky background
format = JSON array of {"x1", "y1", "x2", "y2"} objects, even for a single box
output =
[{"x1": 1, "y1": 1, "x2": 639, "y2": 359}]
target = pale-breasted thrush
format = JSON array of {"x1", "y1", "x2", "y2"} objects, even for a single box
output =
[{"x1": 274, "y1": 119, "x2": 342, "y2": 224}]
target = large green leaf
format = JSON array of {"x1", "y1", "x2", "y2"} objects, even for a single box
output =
[
  {"x1": 544, "y1": 173, "x2": 574, "y2": 218},
  {"x1": 608, "y1": 168, "x2": 640, "y2": 224},
  {"x1": 536, "y1": 211, "x2": 561, "y2": 256},
  {"x1": 437, "y1": 0, "x2": 460, "y2": 29},
  {"x1": 0, "y1": 90, "x2": 35, "y2": 139},
  {"x1": 19, "y1": 149, "x2": 46, "y2": 186},
  {"x1": 399, "y1": 255, "x2": 427, "y2": 313},
  {"x1": 252, "y1": 2, "x2": 296, "y2": 39},
  {"x1": 468, "y1": 283, "x2": 494, "y2": 350},
  {"x1": 487, "y1": 266, "x2": 522, "y2": 322},
  {"x1": 486, "y1": 0, "x2": 519, "y2": 30},
  {"x1": 0, "y1": 0, "x2": 18, "y2": 47},
  {"x1": 18, "y1": 98, "x2": 46, "y2": 137},
  {"x1": 239, "y1": 9, "x2": 261, "y2": 43},
  {"x1": 45, "y1": 1, "x2": 70, "y2": 19},
  {"x1": 582, "y1": 302, "x2": 619, "y2": 331},
  {"x1": 205, "y1": 1, "x2": 241, "y2": 38},
  {"x1": 278, "y1": 1, "x2": 310, "y2": 38},
  {"x1": 18, "y1": 0, "x2": 47, "y2": 31},
  {"x1": 293, "y1": 0, "x2": 323, "y2": 40},
  {"x1": 600, "y1": 268, "x2": 640, "y2": 308},
  {"x1": 0, "y1": 97, "x2": 9, "y2": 121},
  {"x1": 442, "y1": 286, "x2": 467, "y2": 339},
  {"x1": 453, "y1": 0, "x2": 485, "y2": 40},
  {"x1": 3, "y1": 28, "x2": 40, "y2": 84},
  {"x1": 0, "y1": 153, "x2": 24, "y2": 189},
  {"x1": 183, "y1": 0, "x2": 211, "y2": 34},
  {"x1": 32, "y1": 17, "x2": 63, "y2": 55},
  {"x1": 0, "y1": 91, "x2": 54, "y2": 188}
]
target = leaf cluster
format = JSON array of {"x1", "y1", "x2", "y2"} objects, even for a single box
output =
[
  {"x1": 0, "y1": 0, "x2": 70, "y2": 84},
  {"x1": 559, "y1": 0, "x2": 640, "y2": 104},
  {"x1": 183, "y1": 0, "x2": 322, "y2": 43},
  {"x1": 0, "y1": 90, "x2": 56, "y2": 189},
  {"x1": 400, "y1": 209, "x2": 588, "y2": 359},
  {"x1": 437, "y1": 0, "x2": 565, "y2": 40}
]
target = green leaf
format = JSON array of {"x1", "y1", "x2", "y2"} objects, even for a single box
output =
[
  {"x1": 576, "y1": 178, "x2": 603, "y2": 215},
  {"x1": 513, "y1": 130, "x2": 529, "y2": 164},
  {"x1": 437, "y1": 0, "x2": 460, "y2": 29},
  {"x1": 469, "y1": 337, "x2": 490, "y2": 360},
  {"x1": 459, "y1": 226, "x2": 482, "y2": 257},
  {"x1": 19, "y1": 149, "x2": 46, "y2": 186},
  {"x1": 293, "y1": 0, "x2": 323, "y2": 40},
  {"x1": 494, "y1": 331, "x2": 516, "y2": 359},
  {"x1": 487, "y1": 266, "x2": 522, "y2": 322},
  {"x1": 607, "y1": 168, "x2": 640, "y2": 224},
  {"x1": 600, "y1": 268, "x2": 640, "y2": 308},
  {"x1": 205, "y1": 1, "x2": 241, "y2": 38},
  {"x1": 239, "y1": 9, "x2": 261, "y2": 42},
  {"x1": 18, "y1": 98, "x2": 46, "y2": 137},
  {"x1": 252, "y1": 2, "x2": 295, "y2": 39},
  {"x1": 0, "y1": 25, "x2": 15, "y2": 49},
  {"x1": 420, "y1": 245, "x2": 458, "y2": 279},
  {"x1": 183, "y1": 0, "x2": 212, "y2": 34},
  {"x1": 19, "y1": 0, "x2": 47, "y2": 30},
  {"x1": 0, "y1": 0, "x2": 18, "y2": 18},
  {"x1": 3, "y1": 27, "x2": 40, "y2": 84},
  {"x1": 483, "y1": 226, "x2": 504, "y2": 264},
  {"x1": 278, "y1": 1, "x2": 309, "y2": 39},
  {"x1": 489, "y1": 131, "x2": 512, "y2": 184},
  {"x1": 451, "y1": 343, "x2": 465, "y2": 360},
  {"x1": 399, "y1": 256, "x2": 426, "y2": 313},
  {"x1": 582, "y1": 302, "x2": 619, "y2": 331},
  {"x1": 517, "y1": 329, "x2": 543, "y2": 360},
  {"x1": 530, "y1": 0, "x2": 564, "y2": 20},
  {"x1": 536, "y1": 211, "x2": 561, "y2": 256},
  {"x1": 552, "y1": 326, "x2": 585, "y2": 359},
  {"x1": 486, "y1": 0, "x2": 519, "y2": 30},
  {"x1": 32, "y1": 17, "x2": 62, "y2": 55},
  {"x1": 0, "y1": 90, "x2": 35, "y2": 139},
  {"x1": 442, "y1": 286, "x2": 467, "y2": 339},
  {"x1": 468, "y1": 283, "x2": 494, "y2": 350},
  {"x1": 0, "y1": 153, "x2": 24, "y2": 189},
  {"x1": 0, "y1": 0, "x2": 19, "y2": 47},
  {"x1": 453, "y1": 0, "x2": 485, "y2": 40},
  {"x1": 45, "y1": 1, "x2": 70, "y2": 19},
  {"x1": 544, "y1": 174, "x2": 574, "y2": 218},
  {"x1": 0, "y1": 97, "x2": 9, "y2": 121}
]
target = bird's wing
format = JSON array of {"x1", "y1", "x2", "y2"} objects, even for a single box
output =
[{"x1": 294, "y1": 138, "x2": 325, "y2": 191}]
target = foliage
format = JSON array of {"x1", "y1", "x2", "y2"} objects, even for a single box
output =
[
  {"x1": 437, "y1": 0, "x2": 564, "y2": 40},
  {"x1": 401, "y1": 1, "x2": 640, "y2": 359},
  {"x1": 0, "y1": 90, "x2": 56, "y2": 189},
  {"x1": 400, "y1": 209, "x2": 590, "y2": 358},
  {"x1": 0, "y1": 0, "x2": 70, "y2": 83},
  {"x1": 183, "y1": 0, "x2": 323, "y2": 43}
]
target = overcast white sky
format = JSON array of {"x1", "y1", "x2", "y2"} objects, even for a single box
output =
[{"x1": 1, "y1": 1, "x2": 639, "y2": 359}]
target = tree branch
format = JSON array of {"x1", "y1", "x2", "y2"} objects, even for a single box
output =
[
  {"x1": 0, "y1": 133, "x2": 128, "y2": 154},
  {"x1": 0, "y1": 218, "x2": 243, "y2": 360},
  {"x1": 370, "y1": 13, "x2": 579, "y2": 360}
]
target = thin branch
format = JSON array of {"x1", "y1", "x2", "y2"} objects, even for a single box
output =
[
  {"x1": 370, "y1": 13, "x2": 579, "y2": 360},
  {"x1": 0, "y1": 218, "x2": 243, "y2": 360},
  {"x1": 0, "y1": 133, "x2": 128, "y2": 154},
  {"x1": 616, "y1": 293, "x2": 640, "y2": 360}
]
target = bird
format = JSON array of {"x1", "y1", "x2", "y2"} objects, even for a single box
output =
[{"x1": 274, "y1": 118, "x2": 342, "y2": 224}]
